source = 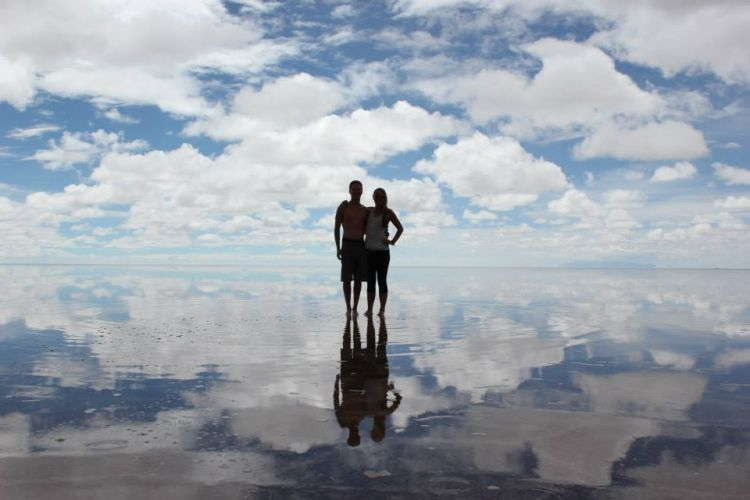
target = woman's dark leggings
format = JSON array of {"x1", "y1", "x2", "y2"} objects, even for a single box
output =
[{"x1": 367, "y1": 250, "x2": 390, "y2": 294}]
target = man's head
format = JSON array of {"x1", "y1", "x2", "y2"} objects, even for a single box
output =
[{"x1": 349, "y1": 180, "x2": 363, "y2": 201}]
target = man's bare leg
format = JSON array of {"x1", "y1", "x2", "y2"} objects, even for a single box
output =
[
  {"x1": 365, "y1": 291, "x2": 375, "y2": 316},
  {"x1": 378, "y1": 292, "x2": 388, "y2": 316},
  {"x1": 343, "y1": 282, "x2": 352, "y2": 314},
  {"x1": 352, "y1": 281, "x2": 362, "y2": 314}
]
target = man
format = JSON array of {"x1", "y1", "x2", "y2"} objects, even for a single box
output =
[{"x1": 334, "y1": 180, "x2": 369, "y2": 315}]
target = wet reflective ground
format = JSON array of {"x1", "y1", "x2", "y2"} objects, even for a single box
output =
[{"x1": 1, "y1": 265, "x2": 749, "y2": 498}]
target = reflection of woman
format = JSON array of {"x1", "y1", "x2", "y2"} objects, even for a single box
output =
[
  {"x1": 334, "y1": 315, "x2": 401, "y2": 446},
  {"x1": 365, "y1": 315, "x2": 401, "y2": 442},
  {"x1": 364, "y1": 188, "x2": 403, "y2": 317}
]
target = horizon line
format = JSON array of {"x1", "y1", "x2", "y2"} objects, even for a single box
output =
[{"x1": 0, "y1": 263, "x2": 748, "y2": 271}]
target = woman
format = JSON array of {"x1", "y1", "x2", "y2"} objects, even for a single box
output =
[{"x1": 364, "y1": 188, "x2": 403, "y2": 316}]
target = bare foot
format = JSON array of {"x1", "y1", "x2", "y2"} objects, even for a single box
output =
[
  {"x1": 364, "y1": 309, "x2": 373, "y2": 317},
  {"x1": 378, "y1": 310, "x2": 385, "y2": 317},
  {"x1": 346, "y1": 308, "x2": 352, "y2": 317},
  {"x1": 352, "y1": 308, "x2": 358, "y2": 316}
]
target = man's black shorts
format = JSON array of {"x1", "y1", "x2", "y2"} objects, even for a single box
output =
[{"x1": 341, "y1": 239, "x2": 368, "y2": 282}]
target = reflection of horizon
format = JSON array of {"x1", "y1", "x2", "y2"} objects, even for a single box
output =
[{"x1": 334, "y1": 315, "x2": 401, "y2": 446}]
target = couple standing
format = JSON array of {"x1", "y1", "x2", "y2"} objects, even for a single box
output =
[{"x1": 334, "y1": 180, "x2": 403, "y2": 316}]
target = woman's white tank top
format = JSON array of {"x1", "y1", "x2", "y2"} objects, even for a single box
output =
[{"x1": 365, "y1": 210, "x2": 388, "y2": 251}]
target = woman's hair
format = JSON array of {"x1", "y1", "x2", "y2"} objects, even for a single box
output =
[{"x1": 374, "y1": 188, "x2": 389, "y2": 227}]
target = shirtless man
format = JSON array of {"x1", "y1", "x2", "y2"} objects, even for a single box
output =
[{"x1": 334, "y1": 180, "x2": 369, "y2": 315}]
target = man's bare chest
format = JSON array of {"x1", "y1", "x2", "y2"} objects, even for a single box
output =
[{"x1": 343, "y1": 205, "x2": 367, "y2": 224}]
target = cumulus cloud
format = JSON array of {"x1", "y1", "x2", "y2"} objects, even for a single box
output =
[
  {"x1": 229, "y1": 73, "x2": 348, "y2": 129},
  {"x1": 184, "y1": 73, "x2": 350, "y2": 138},
  {"x1": 548, "y1": 189, "x2": 601, "y2": 218},
  {"x1": 414, "y1": 38, "x2": 662, "y2": 135},
  {"x1": 463, "y1": 209, "x2": 498, "y2": 223},
  {"x1": 331, "y1": 4, "x2": 356, "y2": 18},
  {"x1": 102, "y1": 108, "x2": 139, "y2": 124},
  {"x1": 207, "y1": 100, "x2": 467, "y2": 166},
  {"x1": 589, "y1": 0, "x2": 750, "y2": 84},
  {"x1": 714, "y1": 196, "x2": 750, "y2": 211},
  {"x1": 415, "y1": 133, "x2": 568, "y2": 210},
  {"x1": 548, "y1": 189, "x2": 640, "y2": 231},
  {"x1": 22, "y1": 137, "x2": 457, "y2": 249},
  {"x1": 411, "y1": 37, "x2": 712, "y2": 161},
  {"x1": 393, "y1": 0, "x2": 750, "y2": 83},
  {"x1": 1, "y1": 0, "x2": 746, "y2": 266},
  {"x1": 28, "y1": 130, "x2": 148, "y2": 171},
  {"x1": 0, "y1": 0, "x2": 295, "y2": 114},
  {"x1": 713, "y1": 163, "x2": 750, "y2": 185},
  {"x1": 650, "y1": 162, "x2": 697, "y2": 183},
  {"x1": 573, "y1": 121, "x2": 708, "y2": 161},
  {"x1": 603, "y1": 190, "x2": 645, "y2": 208}
]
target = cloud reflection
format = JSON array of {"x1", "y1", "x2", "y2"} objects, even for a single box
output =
[{"x1": 0, "y1": 266, "x2": 748, "y2": 495}]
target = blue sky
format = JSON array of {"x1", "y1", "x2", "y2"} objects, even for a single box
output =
[{"x1": 0, "y1": 0, "x2": 749, "y2": 267}]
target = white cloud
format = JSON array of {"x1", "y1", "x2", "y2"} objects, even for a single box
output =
[
  {"x1": 624, "y1": 170, "x2": 645, "y2": 181},
  {"x1": 232, "y1": 0, "x2": 282, "y2": 12},
  {"x1": 573, "y1": 121, "x2": 708, "y2": 161},
  {"x1": 650, "y1": 161, "x2": 697, "y2": 183},
  {"x1": 463, "y1": 209, "x2": 498, "y2": 223},
  {"x1": 338, "y1": 60, "x2": 399, "y2": 99},
  {"x1": 6, "y1": 124, "x2": 61, "y2": 139},
  {"x1": 603, "y1": 190, "x2": 645, "y2": 208},
  {"x1": 102, "y1": 108, "x2": 139, "y2": 124},
  {"x1": 414, "y1": 133, "x2": 568, "y2": 211},
  {"x1": 414, "y1": 38, "x2": 662, "y2": 135},
  {"x1": 0, "y1": 0, "x2": 296, "y2": 114},
  {"x1": 186, "y1": 73, "x2": 348, "y2": 138},
  {"x1": 0, "y1": 54, "x2": 35, "y2": 109},
  {"x1": 548, "y1": 189, "x2": 601, "y2": 218},
  {"x1": 374, "y1": 29, "x2": 451, "y2": 54},
  {"x1": 390, "y1": 0, "x2": 479, "y2": 16},
  {"x1": 393, "y1": 0, "x2": 750, "y2": 83},
  {"x1": 331, "y1": 5, "x2": 355, "y2": 18},
  {"x1": 713, "y1": 162, "x2": 750, "y2": 185},
  {"x1": 714, "y1": 196, "x2": 750, "y2": 211},
  {"x1": 29, "y1": 130, "x2": 148, "y2": 171},
  {"x1": 21, "y1": 135, "x2": 457, "y2": 249},
  {"x1": 588, "y1": 0, "x2": 750, "y2": 84},
  {"x1": 402, "y1": 210, "x2": 457, "y2": 236},
  {"x1": 547, "y1": 189, "x2": 641, "y2": 231},
  {"x1": 208, "y1": 100, "x2": 467, "y2": 166}
]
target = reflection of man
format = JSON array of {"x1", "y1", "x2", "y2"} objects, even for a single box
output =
[{"x1": 334, "y1": 315, "x2": 401, "y2": 446}]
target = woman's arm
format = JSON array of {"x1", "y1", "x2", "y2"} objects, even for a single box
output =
[
  {"x1": 384, "y1": 391, "x2": 402, "y2": 415},
  {"x1": 386, "y1": 209, "x2": 403, "y2": 246}
]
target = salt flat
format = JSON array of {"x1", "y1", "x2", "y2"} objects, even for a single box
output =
[{"x1": 1, "y1": 266, "x2": 749, "y2": 498}]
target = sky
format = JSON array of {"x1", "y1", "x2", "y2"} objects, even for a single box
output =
[{"x1": 0, "y1": 0, "x2": 749, "y2": 267}]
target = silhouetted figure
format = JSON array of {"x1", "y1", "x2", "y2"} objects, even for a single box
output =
[
  {"x1": 364, "y1": 188, "x2": 403, "y2": 317},
  {"x1": 334, "y1": 315, "x2": 401, "y2": 446},
  {"x1": 335, "y1": 180, "x2": 369, "y2": 315}
]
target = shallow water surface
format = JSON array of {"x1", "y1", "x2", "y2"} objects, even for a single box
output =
[{"x1": 1, "y1": 266, "x2": 749, "y2": 498}]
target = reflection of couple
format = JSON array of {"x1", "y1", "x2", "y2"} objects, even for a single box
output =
[
  {"x1": 334, "y1": 315, "x2": 401, "y2": 447},
  {"x1": 334, "y1": 180, "x2": 403, "y2": 316}
]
